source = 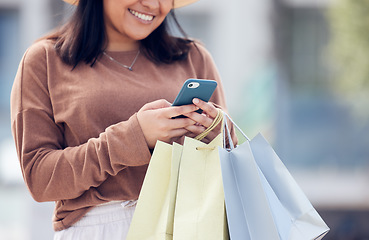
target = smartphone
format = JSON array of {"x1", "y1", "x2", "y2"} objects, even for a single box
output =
[{"x1": 172, "y1": 79, "x2": 217, "y2": 116}]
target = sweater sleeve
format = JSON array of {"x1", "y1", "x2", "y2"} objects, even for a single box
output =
[{"x1": 10, "y1": 43, "x2": 151, "y2": 202}]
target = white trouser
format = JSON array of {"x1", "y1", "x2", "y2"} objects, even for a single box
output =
[{"x1": 54, "y1": 201, "x2": 136, "y2": 240}]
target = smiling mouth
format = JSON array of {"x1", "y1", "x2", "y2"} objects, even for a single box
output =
[{"x1": 128, "y1": 9, "x2": 155, "y2": 21}]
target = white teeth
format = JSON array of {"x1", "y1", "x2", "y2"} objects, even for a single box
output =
[{"x1": 129, "y1": 10, "x2": 154, "y2": 21}]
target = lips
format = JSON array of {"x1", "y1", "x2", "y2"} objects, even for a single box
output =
[{"x1": 128, "y1": 9, "x2": 155, "y2": 22}]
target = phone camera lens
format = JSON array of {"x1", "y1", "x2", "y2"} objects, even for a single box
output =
[{"x1": 188, "y1": 83, "x2": 193, "y2": 88}]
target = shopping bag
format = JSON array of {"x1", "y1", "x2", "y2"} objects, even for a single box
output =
[
  {"x1": 219, "y1": 112, "x2": 329, "y2": 240},
  {"x1": 173, "y1": 133, "x2": 229, "y2": 240},
  {"x1": 126, "y1": 141, "x2": 183, "y2": 240},
  {"x1": 127, "y1": 110, "x2": 228, "y2": 240}
]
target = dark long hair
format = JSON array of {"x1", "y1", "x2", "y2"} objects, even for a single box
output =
[{"x1": 50, "y1": 0, "x2": 192, "y2": 67}]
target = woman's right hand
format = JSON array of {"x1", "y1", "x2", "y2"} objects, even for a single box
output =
[{"x1": 137, "y1": 99, "x2": 201, "y2": 149}]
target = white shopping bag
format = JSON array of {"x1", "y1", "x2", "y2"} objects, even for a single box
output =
[{"x1": 219, "y1": 112, "x2": 329, "y2": 240}]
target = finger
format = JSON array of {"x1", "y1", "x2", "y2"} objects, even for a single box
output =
[
  {"x1": 141, "y1": 99, "x2": 172, "y2": 111},
  {"x1": 184, "y1": 112, "x2": 214, "y2": 128},
  {"x1": 185, "y1": 124, "x2": 206, "y2": 135},
  {"x1": 164, "y1": 104, "x2": 200, "y2": 118},
  {"x1": 169, "y1": 117, "x2": 197, "y2": 129},
  {"x1": 166, "y1": 128, "x2": 189, "y2": 140},
  {"x1": 201, "y1": 132, "x2": 217, "y2": 144},
  {"x1": 199, "y1": 129, "x2": 221, "y2": 144},
  {"x1": 192, "y1": 98, "x2": 218, "y2": 118}
]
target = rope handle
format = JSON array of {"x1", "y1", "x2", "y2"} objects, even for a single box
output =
[
  {"x1": 194, "y1": 109, "x2": 223, "y2": 141},
  {"x1": 194, "y1": 109, "x2": 250, "y2": 150}
]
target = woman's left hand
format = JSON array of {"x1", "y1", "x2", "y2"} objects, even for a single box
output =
[{"x1": 183, "y1": 98, "x2": 222, "y2": 143}]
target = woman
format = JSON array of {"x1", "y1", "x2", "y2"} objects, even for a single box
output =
[{"x1": 10, "y1": 0, "x2": 235, "y2": 238}]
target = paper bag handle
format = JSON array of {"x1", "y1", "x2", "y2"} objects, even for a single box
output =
[
  {"x1": 194, "y1": 109, "x2": 223, "y2": 141},
  {"x1": 222, "y1": 112, "x2": 250, "y2": 150}
]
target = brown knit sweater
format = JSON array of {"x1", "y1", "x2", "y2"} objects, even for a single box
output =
[{"x1": 10, "y1": 39, "x2": 229, "y2": 231}]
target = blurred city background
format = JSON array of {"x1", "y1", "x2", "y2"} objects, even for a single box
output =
[{"x1": 1, "y1": 0, "x2": 369, "y2": 239}]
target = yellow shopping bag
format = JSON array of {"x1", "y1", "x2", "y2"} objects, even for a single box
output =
[
  {"x1": 127, "y1": 110, "x2": 228, "y2": 240},
  {"x1": 126, "y1": 141, "x2": 183, "y2": 240},
  {"x1": 173, "y1": 134, "x2": 228, "y2": 240}
]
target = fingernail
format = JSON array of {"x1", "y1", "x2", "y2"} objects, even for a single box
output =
[{"x1": 193, "y1": 98, "x2": 199, "y2": 104}]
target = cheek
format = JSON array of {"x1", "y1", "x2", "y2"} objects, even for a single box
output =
[
  {"x1": 103, "y1": 1, "x2": 122, "y2": 25},
  {"x1": 162, "y1": 1, "x2": 173, "y2": 15},
  {"x1": 156, "y1": 1, "x2": 173, "y2": 24}
]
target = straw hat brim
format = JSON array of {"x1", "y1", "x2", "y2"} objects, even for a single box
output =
[{"x1": 63, "y1": 0, "x2": 199, "y2": 8}]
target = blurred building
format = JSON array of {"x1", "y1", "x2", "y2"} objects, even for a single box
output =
[
  {"x1": 0, "y1": 0, "x2": 368, "y2": 239},
  {"x1": 0, "y1": 1, "x2": 65, "y2": 239},
  {"x1": 273, "y1": 0, "x2": 369, "y2": 239}
]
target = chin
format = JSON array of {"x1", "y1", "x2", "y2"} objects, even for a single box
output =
[
  {"x1": 130, "y1": 33, "x2": 152, "y2": 41},
  {"x1": 126, "y1": 26, "x2": 159, "y2": 41}
]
